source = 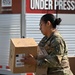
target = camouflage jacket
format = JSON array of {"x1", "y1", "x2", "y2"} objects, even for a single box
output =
[{"x1": 37, "y1": 31, "x2": 70, "y2": 70}]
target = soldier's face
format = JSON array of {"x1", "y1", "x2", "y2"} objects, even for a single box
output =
[{"x1": 39, "y1": 20, "x2": 48, "y2": 36}]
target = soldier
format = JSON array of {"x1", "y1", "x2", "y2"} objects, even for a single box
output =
[{"x1": 21, "y1": 14, "x2": 74, "y2": 75}]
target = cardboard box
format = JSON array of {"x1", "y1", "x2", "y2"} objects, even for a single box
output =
[{"x1": 9, "y1": 38, "x2": 37, "y2": 73}]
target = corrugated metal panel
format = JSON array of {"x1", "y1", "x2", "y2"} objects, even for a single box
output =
[
  {"x1": 0, "y1": 14, "x2": 20, "y2": 69},
  {"x1": 58, "y1": 14, "x2": 75, "y2": 25},
  {"x1": 26, "y1": 14, "x2": 75, "y2": 57},
  {"x1": 57, "y1": 24, "x2": 75, "y2": 56},
  {"x1": 26, "y1": 14, "x2": 44, "y2": 43}
]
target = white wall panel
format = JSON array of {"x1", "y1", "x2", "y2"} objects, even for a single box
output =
[
  {"x1": 0, "y1": 14, "x2": 20, "y2": 70},
  {"x1": 58, "y1": 14, "x2": 75, "y2": 25},
  {"x1": 26, "y1": 14, "x2": 44, "y2": 43}
]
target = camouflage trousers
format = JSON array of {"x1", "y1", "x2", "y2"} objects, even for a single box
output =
[{"x1": 47, "y1": 68, "x2": 74, "y2": 75}]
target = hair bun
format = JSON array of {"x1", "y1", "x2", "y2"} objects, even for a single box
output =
[{"x1": 54, "y1": 18, "x2": 62, "y2": 25}]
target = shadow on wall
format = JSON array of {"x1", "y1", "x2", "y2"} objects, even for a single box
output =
[{"x1": 69, "y1": 57, "x2": 75, "y2": 75}]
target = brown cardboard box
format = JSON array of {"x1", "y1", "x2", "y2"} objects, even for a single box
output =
[{"x1": 9, "y1": 38, "x2": 37, "y2": 73}]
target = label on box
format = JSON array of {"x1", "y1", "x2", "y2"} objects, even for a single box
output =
[{"x1": 15, "y1": 54, "x2": 25, "y2": 67}]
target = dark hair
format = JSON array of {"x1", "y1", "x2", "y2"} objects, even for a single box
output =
[{"x1": 41, "y1": 14, "x2": 62, "y2": 28}]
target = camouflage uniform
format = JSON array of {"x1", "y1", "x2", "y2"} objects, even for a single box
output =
[{"x1": 37, "y1": 31, "x2": 73, "y2": 75}]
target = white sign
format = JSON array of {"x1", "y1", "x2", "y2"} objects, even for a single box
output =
[
  {"x1": 30, "y1": 0, "x2": 75, "y2": 10},
  {"x1": 15, "y1": 54, "x2": 25, "y2": 67},
  {"x1": 1, "y1": 0, "x2": 12, "y2": 7}
]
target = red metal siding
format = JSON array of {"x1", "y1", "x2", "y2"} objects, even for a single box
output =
[{"x1": 0, "y1": 0, "x2": 21, "y2": 14}]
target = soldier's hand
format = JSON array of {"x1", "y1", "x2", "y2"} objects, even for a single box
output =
[{"x1": 21, "y1": 54, "x2": 37, "y2": 66}]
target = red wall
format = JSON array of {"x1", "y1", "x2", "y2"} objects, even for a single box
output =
[
  {"x1": 0, "y1": 0, "x2": 21, "y2": 14},
  {"x1": 69, "y1": 57, "x2": 75, "y2": 75},
  {"x1": 0, "y1": 0, "x2": 75, "y2": 14}
]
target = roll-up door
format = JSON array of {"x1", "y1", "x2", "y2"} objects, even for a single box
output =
[
  {"x1": 0, "y1": 14, "x2": 20, "y2": 70},
  {"x1": 26, "y1": 14, "x2": 43, "y2": 43},
  {"x1": 57, "y1": 14, "x2": 75, "y2": 56},
  {"x1": 26, "y1": 14, "x2": 75, "y2": 57}
]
